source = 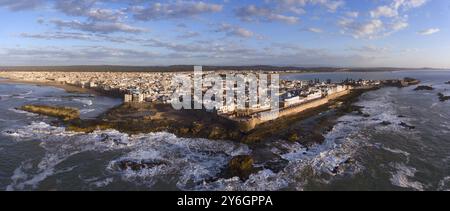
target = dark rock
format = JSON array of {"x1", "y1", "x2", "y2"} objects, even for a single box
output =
[
  {"x1": 445, "y1": 81, "x2": 450, "y2": 85},
  {"x1": 345, "y1": 158, "x2": 356, "y2": 164},
  {"x1": 399, "y1": 122, "x2": 415, "y2": 130},
  {"x1": 384, "y1": 78, "x2": 420, "y2": 88},
  {"x1": 299, "y1": 132, "x2": 325, "y2": 147},
  {"x1": 99, "y1": 133, "x2": 125, "y2": 145},
  {"x1": 264, "y1": 159, "x2": 289, "y2": 174},
  {"x1": 100, "y1": 133, "x2": 110, "y2": 142},
  {"x1": 4, "y1": 130, "x2": 14, "y2": 134},
  {"x1": 332, "y1": 158, "x2": 356, "y2": 175},
  {"x1": 331, "y1": 166, "x2": 341, "y2": 174},
  {"x1": 116, "y1": 159, "x2": 169, "y2": 171},
  {"x1": 414, "y1": 85, "x2": 434, "y2": 91},
  {"x1": 438, "y1": 93, "x2": 450, "y2": 102},
  {"x1": 208, "y1": 126, "x2": 227, "y2": 139},
  {"x1": 381, "y1": 121, "x2": 392, "y2": 126},
  {"x1": 404, "y1": 78, "x2": 421, "y2": 86},
  {"x1": 397, "y1": 115, "x2": 406, "y2": 118}
]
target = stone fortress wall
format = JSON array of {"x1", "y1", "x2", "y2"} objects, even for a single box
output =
[{"x1": 238, "y1": 89, "x2": 351, "y2": 132}]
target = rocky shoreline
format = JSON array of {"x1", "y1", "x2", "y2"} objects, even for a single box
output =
[
  {"x1": 14, "y1": 78, "x2": 421, "y2": 146},
  {"x1": 16, "y1": 85, "x2": 376, "y2": 146},
  {"x1": 11, "y1": 77, "x2": 425, "y2": 180},
  {"x1": 20, "y1": 105, "x2": 80, "y2": 121},
  {"x1": 0, "y1": 78, "x2": 121, "y2": 98}
]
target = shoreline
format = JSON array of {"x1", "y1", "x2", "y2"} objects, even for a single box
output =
[
  {"x1": 2, "y1": 77, "x2": 380, "y2": 146},
  {"x1": 4, "y1": 78, "x2": 391, "y2": 178},
  {"x1": 61, "y1": 87, "x2": 376, "y2": 146},
  {"x1": 0, "y1": 78, "x2": 121, "y2": 99}
]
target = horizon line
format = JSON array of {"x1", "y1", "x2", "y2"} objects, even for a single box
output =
[{"x1": 0, "y1": 65, "x2": 448, "y2": 70}]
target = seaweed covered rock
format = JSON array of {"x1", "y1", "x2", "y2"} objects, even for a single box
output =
[
  {"x1": 228, "y1": 155, "x2": 255, "y2": 180},
  {"x1": 190, "y1": 122, "x2": 204, "y2": 135},
  {"x1": 299, "y1": 132, "x2": 325, "y2": 147},
  {"x1": 178, "y1": 127, "x2": 190, "y2": 135},
  {"x1": 208, "y1": 126, "x2": 227, "y2": 139},
  {"x1": 287, "y1": 132, "x2": 300, "y2": 142},
  {"x1": 20, "y1": 105, "x2": 80, "y2": 121}
]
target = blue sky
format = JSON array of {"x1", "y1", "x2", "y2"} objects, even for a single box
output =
[{"x1": 0, "y1": 0, "x2": 449, "y2": 68}]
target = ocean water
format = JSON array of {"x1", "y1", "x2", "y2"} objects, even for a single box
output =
[{"x1": 0, "y1": 70, "x2": 449, "y2": 191}]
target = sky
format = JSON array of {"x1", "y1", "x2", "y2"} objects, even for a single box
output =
[{"x1": 0, "y1": 0, "x2": 449, "y2": 68}]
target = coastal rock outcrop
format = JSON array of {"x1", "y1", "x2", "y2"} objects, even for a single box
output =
[
  {"x1": 208, "y1": 126, "x2": 228, "y2": 140},
  {"x1": 116, "y1": 159, "x2": 169, "y2": 171},
  {"x1": 228, "y1": 155, "x2": 255, "y2": 180},
  {"x1": 384, "y1": 78, "x2": 420, "y2": 88},
  {"x1": 20, "y1": 105, "x2": 80, "y2": 121},
  {"x1": 438, "y1": 93, "x2": 450, "y2": 102},
  {"x1": 414, "y1": 85, "x2": 434, "y2": 91},
  {"x1": 287, "y1": 132, "x2": 300, "y2": 142},
  {"x1": 381, "y1": 121, "x2": 392, "y2": 126},
  {"x1": 300, "y1": 132, "x2": 325, "y2": 147},
  {"x1": 399, "y1": 122, "x2": 415, "y2": 130}
]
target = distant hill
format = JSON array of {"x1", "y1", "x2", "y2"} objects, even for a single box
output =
[{"x1": 0, "y1": 65, "x2": 422, "y2": 73}]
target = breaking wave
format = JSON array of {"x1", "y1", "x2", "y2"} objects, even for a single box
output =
[
  {"x1": 438, "y1": 176, "x2": 450, "y2": 191},
  {"x1": 73, "y1": 98, "x2": 93, "y2": 106},
  {"x1": 190, "y1": 111, "x2": 372, "y2": 191},
  {"x1": 8, "y1": 108, "x2": 38, "y2": 117},
  {"x1": 80, "y1": 109, "x2": 96, "y2": 114},
  {"x1": 2, "y1": 122, "x2": 250, "y2": 190},
  {"x1": 389, "y1": 163, "x2": 424, "y2": 191}
]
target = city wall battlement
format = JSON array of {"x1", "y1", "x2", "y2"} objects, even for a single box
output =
[{"x1": 238, "y1": 89, "x2": 351, "y2": 132}]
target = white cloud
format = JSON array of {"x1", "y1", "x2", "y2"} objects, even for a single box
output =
[
  {"x1": 345, "y1": 11, "x2": 359, "y2": 18},
  {"x1": 0, "y1": 0, "x2": 45, "y2": 11},
  {"x1": 418, "y1": 28, "x2": 440, "y2": 35},
  {"x1": 51, "y1": 19, "x2": 146, "y2": 34},
  {"x1": 370, "y1": 6, "x2": 398, "y2": 18},
  {"x1": 398, "y1": 0, "x2": 429, "y2": 9},
  {"x1": 343, "y1": 0, "x2": 429, "y2": 39},
  {"x1": 273, "y1": 0, "x2": 345, "y2": 12},
  {"x1": 339, "y1": 19, "x2": 384, "y2": 39},
  {"x1": 349, "y1": 45, "x2": 390, "y2": 53},
  {"x1": 370, "y1": 0, "x2": 429, "y2": 18},
  {"x1": 131, "y1": 1, "x2": 223, "y2": 21},
  {"x1": 235, "y1": 5, "x2": 300, "y2": 24},
  {"x1": 215, "y1": 23, "x2": 254, "y2": 38},
  {"x1": 390, "y1": 19, "x2": 409, "y2": 31},
  {"x1": 307, "y1": 27, "x2": 323, "y2": 33}
]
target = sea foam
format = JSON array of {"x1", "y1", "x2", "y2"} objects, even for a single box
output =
[
  {"x1": 3, "y1": 122, "x2": 250, "y2": 190},
  {"x1": 389, "y1": 163, "x2": 424, "y2": 191}
]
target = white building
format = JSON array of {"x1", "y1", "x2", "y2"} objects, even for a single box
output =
[{"x1": 306, "y1": 91, "x2": 322, "y2": 101}]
